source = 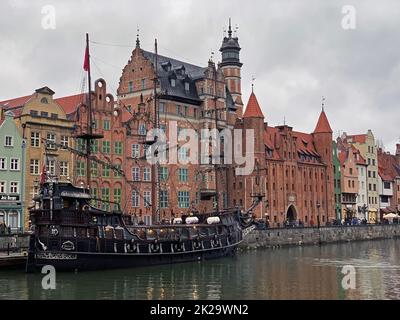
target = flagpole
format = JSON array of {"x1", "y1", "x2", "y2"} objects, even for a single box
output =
[{"x1": 85, "y1": 33, "x2": 92, "y2": 191}]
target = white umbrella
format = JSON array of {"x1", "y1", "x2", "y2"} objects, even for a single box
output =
[{"x1": 383, "y1": 213, "x2": 399, "y2": 219}]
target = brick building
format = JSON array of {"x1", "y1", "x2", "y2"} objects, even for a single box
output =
[{"x1": 233, "y1": 94, "x2": 335, "y2": 227}]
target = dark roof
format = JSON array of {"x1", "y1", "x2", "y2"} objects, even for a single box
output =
[{"x1": 143, "y1": 50, "x2": 206, "y2": 104}]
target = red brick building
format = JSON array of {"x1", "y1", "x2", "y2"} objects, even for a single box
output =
[{"x1": 233, "y1": 94, "x2": 335, "y2": 227}]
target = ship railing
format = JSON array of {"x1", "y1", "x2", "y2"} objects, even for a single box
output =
[{"x1": 30, "y1": 209, "x2": 91, "y2": 225}]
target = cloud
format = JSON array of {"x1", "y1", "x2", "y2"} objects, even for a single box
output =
[{"x1": 0, "y1": 0, "x2": 399, "y2": 152}]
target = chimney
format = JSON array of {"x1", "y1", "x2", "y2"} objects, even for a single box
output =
[{"x1": 396, "y1": 144, "x2": 400, "y2": 156}]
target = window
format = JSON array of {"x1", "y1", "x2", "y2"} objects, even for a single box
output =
[
  {"x1": 10, "y1": 158, "x2": 20, "y2": 171},
  {"x1": 114, "y1": 188, "x2": 122, "y2": 205},
  {"x1": 349, "y1": 168, "x2": 353, "y2": 175},
  {"x1": 77, "y1": 138, "x2": 85, "y2": 152},
  {"x1": 176, "y1": 105, "x2": 181, "y2": 115},
  {"x1": 0, "y1": 158, "x2": 6, "y2": 170},
  {"x1": 4, "y1": 136, "x2": 13, "y2": 147},
  {"x1": 103, "y1": 165, "x2": 110, "y2": 177},
  {"x1": 178, "y1": 191, "x2": 190, "y2": 208},
  {"x1": 0, "y1": 182, "x2": 6, "y2": 193},
  {"x1": 131, "y1": 144, "x2": 140, "y2": 158},
  {"x1": 91, "y1": 162, "x2": 98, "y2": 177},
  {"x1": 101, "y1": 188, "x2": 110, "y2": 210},
  {"x1": 159, "y1": 102, "x2": 166, "y2": 113},
  {"x1": 114, "y1": 164, "x2": 122, "y2": 178},
  {"x1": 384, "y1": 181, "x2": 391, "y2": 189},
  {"x1": 46, "y1": 160, "x2": 55, "y2": 176},
  {"x1": 144, "y1": 191, "x2": 151, "y2": 207},
  {"x1": 132, "y1": 167, "x2": 140, "y2": 181},
  {"x1": 128, "y1": 81, "x2": 133, "y2": 93},
  {"x1": 141, "y1": 79, "x2": 146, "y2": 90},
  {"x1": 30, "y1": 110, "x2": 38, "y2": 117},
  {"x1": 178, "y1": 147, "x2": 188, "y2": 161},
  {"x1": 143, "y1": 168, "x2": 151, "y2": 182},
  {"x1": 171, "y1": 78, "x2": 176, "y2": 87},
  {"x1": 159, "y1": 167, "x2": 168, "y2": 181},
  {"x1": 61, "y1": 136, "x2": 68, "y2": 148},
  {"x1": 103, "y1": 120, "x2": 110, "y2": 131},
  {"x1": 41, "y1": 111, "x2": 48, "y2": 117},
  {"x1": 51, "y1": 113, "x2": 58, "y2": 119},
  {"x1": 139, "y1": 124, "x2": 147, "y2": 136},
  {"x1": 185, "y1": 82, "x2": 190, "y2": 91},
  {"x1": 60, "y1": 161, "x2": 68, "y2": 177},
  {"x1": 29, "y1": 159, "x2": 39, "y2": 175},
  {"x1": 41, "y1": 97, "x2": 49, "y2": 104},
  {"x1": 8, "y1": 211, "x2": 18, "y2": 229},
  {"x1": 76, "y1": 161, "x2": 85, "y2": 176},
  {"x1": 46, "y1": 133, "x2": 56, "y2": 149},
  {"x1": 102, "y1": 141, "x2": 111, "y2": 154},
  {"x1": 179, "y1": 168, "x2": 188, "y2": 182},
  {"x1": 373, "y1": 171, "x2": 376, "y2": 178},
  {"x1": 160, "y1": 190, "x2": 168, "y2": 208},
  {"x1": 10, "y1": 182, "x2": 19, "y2": 194},
  {"x1": 114, "y1": 141, "x2": 123, "y2": 155},
  {"x1": 372, "y1": 159, "x2": 375, "y2": 166},
  {"x1": 131, "y1": 190, "x2": 139, "y2": 208},
  {"x1": 373, "y1": 184, "x2": 377, "y2": 191},
  {"x1": 91, "y1": 140, "x2": 98, "y2": 153}
]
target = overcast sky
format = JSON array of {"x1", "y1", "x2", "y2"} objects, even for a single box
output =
[{"x1": 1, "y1": 0, "x2": 399, "y2": 153}]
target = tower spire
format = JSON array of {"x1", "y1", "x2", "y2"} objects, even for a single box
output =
[
  {"x1": 228, "y1": 18, "x2": 232, "y2": 38},
  {"x1": 322, "y1": 96, "x2": 325, "y2": 112},
  {"x1": 136, "y1": 26, "x2": 140, "y2": 48}
]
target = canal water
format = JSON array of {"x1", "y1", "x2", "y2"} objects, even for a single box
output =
[{"x1": 1, "y1": 238, "x2": 400, "y2": 300}]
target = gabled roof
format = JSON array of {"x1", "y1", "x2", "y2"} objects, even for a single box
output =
[
  {"x1": 0, "y1": 95, "x2": 32, "y2": 108},
  {"x1": 347, "y1": 134, "x2": 366, "y2": 144},
  {"x1": 243, "y1": 92, "x2": 264, "y2": 118},
  {"x1": 55, "y1": 93, "x2": 87, "y2": 115},
  {"x1": 313, "y1": 110, "x2": 332, "y2": 133}
]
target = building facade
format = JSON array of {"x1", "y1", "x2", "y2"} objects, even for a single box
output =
[
  {"x1": 341, "y1": 130, "x2": 380, "y2": 222},
  {"x1": 0, "y1": 111, "x2": 25, "y2": 232},
  {"x1": 232, "y1": 94, "x2": 335, "y2": 227},
  {"x1": 332, "y1": 141, "x2": 342, "y2": 221},
  {"x1": 0, "y1": 87, "x2": 75, "y2": 229}
]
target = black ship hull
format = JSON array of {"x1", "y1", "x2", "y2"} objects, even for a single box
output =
[{"x1": 26, "y1": 242, "x2": 238, "y2": 272}]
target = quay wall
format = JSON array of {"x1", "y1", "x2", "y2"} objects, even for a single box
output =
[
  {"x1": 0, "y1": 234, "x2": 30, "y2": 251},
  {"x1": 239, "y1": 224, "x2": 400, "y2": 250}
]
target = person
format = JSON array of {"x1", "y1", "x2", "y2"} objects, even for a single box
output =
[
  {"x1": 7, "y1": 225, "x2": 11, "y2": 235},
  {"x1": 0, "y1": 222, "x2": 5, "y2": 235}
]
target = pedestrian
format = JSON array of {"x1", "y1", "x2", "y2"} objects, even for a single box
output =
[
  {"x1": 0, "y1": 222, "x2": 5, "y2": 235},
  {"x1": 7, "y1": 225, "x2": 11, "y2": 235}
]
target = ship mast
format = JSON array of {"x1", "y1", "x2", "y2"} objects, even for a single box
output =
[
  {"x1": 213, "y1": 60, "x2": 220, "y2": 214},
  {"x1": 85, "y1": 33, "x2": 93, "y2": 190},
  {"x1": 151, "y1": 38, "x2": 160, "y2": 223}
]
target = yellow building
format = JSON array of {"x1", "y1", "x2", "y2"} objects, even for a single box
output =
[{"x1": 0, "y1": 87, "x2": 75, "y2": 229}]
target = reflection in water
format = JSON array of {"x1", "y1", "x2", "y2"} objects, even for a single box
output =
[{"x1": 1, "y1": 239, "x2": 400, "y2": 299}]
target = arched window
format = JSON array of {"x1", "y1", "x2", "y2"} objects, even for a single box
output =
[{"x1": 41, "y1": 97, "x2": 49, "y2": 104}]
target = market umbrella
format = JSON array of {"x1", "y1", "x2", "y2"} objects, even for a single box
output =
[{"x1": 383, "y1": 213, "x2": 399, "y2": 219}]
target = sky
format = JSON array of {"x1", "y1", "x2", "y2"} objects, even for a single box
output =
[{"x1": 1, "y1": 0, "x2": 399, "y2": 153}]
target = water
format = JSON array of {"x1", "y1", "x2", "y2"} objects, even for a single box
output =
[{"x1": 1, "y1": 239, "x2": 400, "y2": 299}]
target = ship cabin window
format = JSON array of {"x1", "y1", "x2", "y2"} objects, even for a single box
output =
[
  {"x1": 179, "y1": 228, "x2": 189, "y2": 240},
  {"x1": 188, "y1": 227, "x2": 198, "y2": 239},
  {"x1": 146, "y1": 229, "x2": 157, "y2": 241},
  {"x1": 209, "y1": 227, "x2": 217, "y2": 236}
]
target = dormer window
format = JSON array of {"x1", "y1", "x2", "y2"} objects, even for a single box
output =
[
  {"x1": 171, "y1": 78, "x2": 176, "y2": 87},
  {"x1": 185, "y1": 82, "x2": 190, "y2": 91},
  {"x1": 161, "y1": 61, "x2": 172, "y2": 72}
]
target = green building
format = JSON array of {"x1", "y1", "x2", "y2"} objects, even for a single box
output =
[
  {"x1": 332, "y1": 141, "x2": 342, "y2": 221},
  {"x1": 0, "y1": 111, "x2": 26, "y2": 232}
]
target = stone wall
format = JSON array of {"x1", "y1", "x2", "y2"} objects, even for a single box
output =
[
  {"x1": 239, "y1": 225, "x2": 400, "y2": 250},
  {"x1": 0, "y1": 234, "x2": 30, "y2": 251}
]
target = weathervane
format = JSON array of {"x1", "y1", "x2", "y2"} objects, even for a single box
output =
[
  {"x1": 136, "y1": 26, "x2": 140, "y2": 47},
  {"x1": 251, "y1": 76, "x2": 256, "y2": 92},
  {"x1": 322, "y1": 96, "x2": 326, "y2": 111}
]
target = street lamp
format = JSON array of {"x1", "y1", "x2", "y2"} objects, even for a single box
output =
[{"x1": 316, "y1": 202, "x2": 321, "y2": 228}]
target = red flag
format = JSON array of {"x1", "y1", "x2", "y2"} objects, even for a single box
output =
[
  {"x1": 40, "y1": 165, "x2": 47, "y2": 185},
  {"x1": 83, "y1": 45, "x2": 90, "y2": 71}
]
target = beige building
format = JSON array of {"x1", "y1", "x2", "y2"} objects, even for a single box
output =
[
  {"x1": 341, "y1": 130, "x2": 380, "y2": 222},
  {"x1": 0, "y1": 87, "x2": 75, "y2": 228}
]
